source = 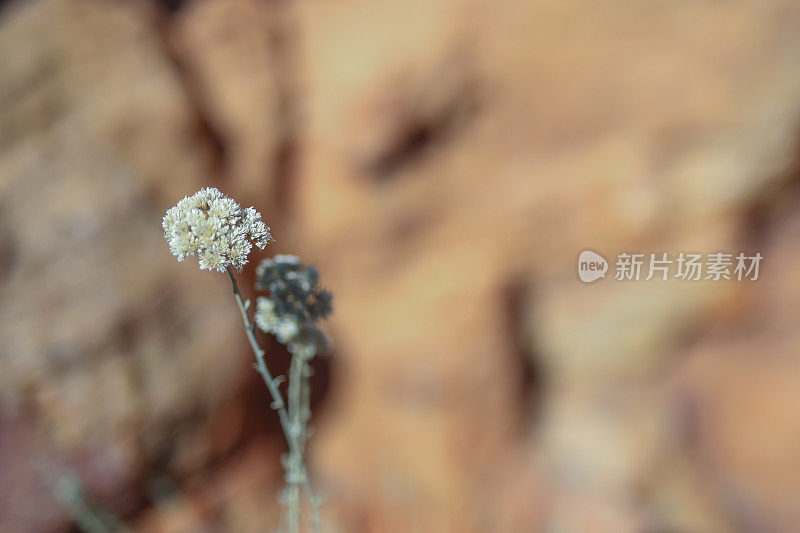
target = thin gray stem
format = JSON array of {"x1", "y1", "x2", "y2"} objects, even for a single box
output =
[
  {"x1": 287, "y1": 352, "x2": 304, "y2": 531},
  {"x1": 56, "y1": 476, "x2": 125, "y2": 533},
  {"x1": 226, "y1": 267, "x2": 321, "y2": 532},
  {"x1": 226, "y1": 267, "x2": 293, "y2": 438},
  {"x1": 299, "y1": 355, "x2": 322, "y2": 533}
]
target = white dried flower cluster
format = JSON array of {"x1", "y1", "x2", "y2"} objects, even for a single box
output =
[
  {"x1": 254, "y1": 297, "x2": 300, "y2": 343},
  {"x1": 163, "y1": 187, "x2": 272, "y2": 272}
]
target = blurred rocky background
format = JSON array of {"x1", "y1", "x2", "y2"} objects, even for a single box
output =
[{"x1": 2, "y1": 0, "x2": 800, "y2": 531}]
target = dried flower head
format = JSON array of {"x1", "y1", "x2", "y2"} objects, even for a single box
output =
[
  {"x1": 162, "y1": 187, "x2": 273, "y2": 272},
  {"x1": 289, "y1": 323, "x2": 330, "y2": 357},
  {"x1": 254, "y1": 297, "x2": 301, "y2": 344},
  {"x1": 254, "y1": 255, "x2": 333, "y2": 352},
  {"x1": 255, "y1": 255, "x2": 333, "y2": 323}
]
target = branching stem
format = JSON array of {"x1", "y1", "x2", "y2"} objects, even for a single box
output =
[{"x1": 226, "y1": 267, "x2": 321, "y2": 532}]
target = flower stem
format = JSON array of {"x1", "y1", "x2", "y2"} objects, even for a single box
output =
[
  {"x1": 226, "y1": 267, "x2": 321, "y2": 532},
  {"x1": 226, "y1": 267, "x2": 291, "y2": 434},
  {"x1": 300, "y1": 355, "x2": 322, "y2": 533},
  {"x1": 56, "y1": 474, "x2": 126, "y2": 533},
  {"x1": 287, "y1": 352, "x2": 304, "y2": 531}
]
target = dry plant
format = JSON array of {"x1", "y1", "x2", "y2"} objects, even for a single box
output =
[{"x1": 163, "y1": 187, "x2": 332, "y2": 532}]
